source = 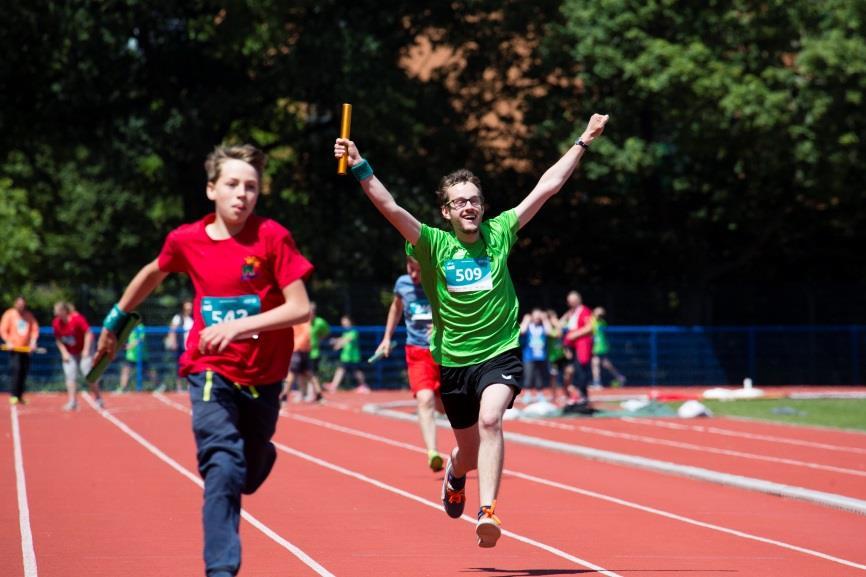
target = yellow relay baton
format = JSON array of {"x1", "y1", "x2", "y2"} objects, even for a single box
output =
[{"x1": 337, "y1": 103, "x2": 352, "y2": 175}]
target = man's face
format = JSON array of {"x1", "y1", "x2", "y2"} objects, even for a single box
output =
[
  {"x1": 206, "y1": 159, "x2": 260, "y2": 226},
  {"x1": 14, "y1": 297, "x2": 26, "y2": 312},
  {"x1": 440, "y1": 181, "x2": 484, "y2": 236},
  {"x1": 54, "y1": 304, "x2": 68, "y2": 321},
  {"x1": 567, "y1": 293, "x2": 581, "y2": 308},
  {"x1": 406, "y1": 259, "x2": 421, "y2": 283}
]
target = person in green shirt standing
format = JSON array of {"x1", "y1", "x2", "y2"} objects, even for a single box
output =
[
  {"x1": 116, "y1": 323, "x2": 155, "y2": 392},
  {"x1": 326, "y1": 314, "x2": 370, "y2": 393},
  {"x1": 306, "y1": 301, "x2": 331, "y2": 398},
  {"x1": 591, "y1": 306, "x2": 626, "y2": 388},
  {"x1": 334, "y1": 112, "x2": 609, "y2": 548}
]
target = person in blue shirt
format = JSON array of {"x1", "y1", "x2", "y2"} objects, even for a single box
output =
[
  {"x1": 520, "y1": 308, "x2": 554, "y2": 403},
  {"x1": 374, "y1": 256, "x2": 446, "y2": 472}
]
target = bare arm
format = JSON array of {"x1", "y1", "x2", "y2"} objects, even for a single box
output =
[
  {"x1": 82, "y1": 330, "x2": 94, "y2": 358},
  {"x1": 375, "y1": 297, "x2": 404, "y2": 357},
  {"x1": 334, "y1": 138, "x2": 422, "y2": 245},
  {"x1": 514, "y1": 114, "x2": 609, "y2": 229},
  {"x1": 94, "y1": 259, "x2": 169, "y2": 366},
  {"x1": 198, "y1": 279, "x2": 311, "y2": 354},
  {"x1": 519, "y1": 313, "x2": 531, "y2": 334},
  {"x1": 55, "y1": 339, "x2": 71, "y2": 362}
]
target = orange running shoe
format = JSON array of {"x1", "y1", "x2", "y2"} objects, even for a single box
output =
[{"x1": 476, "y1": 501, "x2": 502, "y2": 548}]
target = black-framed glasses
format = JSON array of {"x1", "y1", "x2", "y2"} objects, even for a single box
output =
[{"x1": 444, "y1": 196, "x2": 483, "y2": 210}]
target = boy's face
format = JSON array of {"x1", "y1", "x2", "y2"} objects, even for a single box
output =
[
  {"x1": 406, "y1": 259, "x2": 421, "y2": 283},
  {"x1": 440, "y1": 181, "x2": 484, "y2": 237},
  {"x1": 206, "y1": 159, "x2": 260, "y2": 226}
]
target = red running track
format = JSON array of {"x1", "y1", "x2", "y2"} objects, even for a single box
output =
[{"x1": 3, "y1": 391, "x2": 866, "y2": 577}]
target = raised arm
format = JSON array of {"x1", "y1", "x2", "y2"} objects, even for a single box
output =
[
  {"x1": 334, "y1": 138, "x2": 422, "y2": 245},
  {"x1": 514, "y1": 114, "x2": 609, "y2": 229}
]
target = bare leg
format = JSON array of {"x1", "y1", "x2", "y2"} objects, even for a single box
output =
[
  {"x1": 591, "y1": 355, "x2": 602, "y2": 386},
  {"x1": 117, "y1": 364, "x2": 130, "y2": 393},
  {"x1": 416, "y1": 389, "x2": 439, "y2": 454},
  {"x1": 329, "y1": 366, "x2": 345, "y2": 390},
  {"x1": 475, "y1": 384, "x2": 513, "y2": 508},
  {"x1": 450, "y1": 424, "x2": 480, "y2": 479},
  {"x1": 602, "y1": 358, "x2": 625, "y2": 383}
]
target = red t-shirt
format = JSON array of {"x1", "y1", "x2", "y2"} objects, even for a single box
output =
[
  {"x1": 52, "y1": 312, "x2": 91, "y2": 356},
  {"x1": 158, "y1": 214, "x2": 314, "y2": 384},
  {"x1": 574, "y1": 306, "x2": 594, "y2": 364},
  {"x1": 563, "y1": 305, "x2": 594, "y2": 365}
]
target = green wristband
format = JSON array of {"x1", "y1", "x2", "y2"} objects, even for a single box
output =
[
  {"x1": 87, "y1": 311, "x2": 141, "y2": 385},
  {"x1": 350, "y1": 158, "x2": 374, "y2": 182},
  {"x1": 103, "y1": 304, "x2": 131, "y2": 334}
]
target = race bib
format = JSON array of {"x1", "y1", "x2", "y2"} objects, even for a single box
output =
[
  {"x1": 444, "y1": 258, "x2": 492, "y2": 292},
  {"x1": 201, "y1": 295, "x2": 261, "y2": 327}
]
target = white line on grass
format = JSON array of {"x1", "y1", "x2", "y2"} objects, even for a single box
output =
[
  {"x1": 83, "y1": 393, "x2": 335, "y2": 577},
  {"x1": 515, "y1": 417, "x2": 866, "y2": 477},
  {"x1": 621, "y1": 417, "x2": 866, "y2": 455},
  {"x1": 10, "y1": 405, "x2": 38, "y2": 577},
  {"x1": 311, "y1": 405, "x2": 866, "y2": 572}
]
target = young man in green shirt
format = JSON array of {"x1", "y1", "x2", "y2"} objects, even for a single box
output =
[{"x1": 334, "y1": 113, "x2": 608, "y2": 547}]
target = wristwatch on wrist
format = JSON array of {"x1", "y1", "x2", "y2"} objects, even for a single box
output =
[{"x1": 575, "y1": 139, "x2": 590, "y2": 151}]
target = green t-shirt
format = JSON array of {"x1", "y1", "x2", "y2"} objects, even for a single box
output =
[
  {"x1": 340, "y1": 328, "x2": 361, "y2": 363},
  {"x1": 309, "y1": 316, "x2": 330, "y2": 359},
  {"x1": 592, "y1": 318, "x2": 609, "y2": 355},
  {"x1": 408, "y1": 209, "x2": 520, "y2": 367},
  {"x1": 125, "y1": 324, "x2": 147, "y2": 363}
]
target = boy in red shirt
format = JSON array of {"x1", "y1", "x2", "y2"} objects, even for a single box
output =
[
  {"x1": 52, "y1": 302, "x2": 103, "y2": 411},
  {"x1": 94, "y1": 144, "x2": 313, "y2": 577}
]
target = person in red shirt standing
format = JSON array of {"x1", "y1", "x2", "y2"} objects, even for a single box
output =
[
  {"x1": 93, "y1": 144, "x2": 313, "y2": 577},
  {"x1": 562, "y1": 290, "x2": 594, "y2": 403},
  {"x1": 52, "y1": 302, "x2": 103, "y2": 411}
]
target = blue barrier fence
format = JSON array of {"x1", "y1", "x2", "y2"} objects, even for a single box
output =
[{"x1": 1, "y1": 325, "x2": 863, "y2": 391}]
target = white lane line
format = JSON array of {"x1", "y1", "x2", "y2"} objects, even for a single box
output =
[
  {"x1": 289, "y1": 408, "x2": 866, "y2": 573},
  {"x1": 11, "y1": 405, "x2": 38, "y2": 577},
  {"x1": 621, "y1": 417, "x2": 866, "y2": 455},
  {"x1": 83, "y1": 393, "x2": 335, "y2": 577},
  {"x1": 154, "y1": 394, "x2": 623, "y2": 576},
  {"x1": 516, "y1": 418, "x2": 866, "y2": 477}
]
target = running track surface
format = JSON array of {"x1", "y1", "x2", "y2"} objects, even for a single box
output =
[{"x1": 3, "y1": 390, "x2": 866, "y2": 577}]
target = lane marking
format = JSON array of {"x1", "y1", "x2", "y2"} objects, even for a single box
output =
[
  {"x1": 153, "y1": 394, "x2": 623, "y2": 576},
  {"x1": 620, "y1": 417, "x2": 866, "y2": 455},
  {"x1": 83, "y1": 393, "x2": 335, "y2": 577},
  {"x1": 11, "y1": 405, "x2": 38, "y2": 577},
  {"x1": 515, "y1": 418, "x2": 866, "y2": 477},
  {"x1": 291, "y1": 406, "x2": 866, "y2": 572}
]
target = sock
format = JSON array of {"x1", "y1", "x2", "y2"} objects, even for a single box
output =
[{"x1": 448, "y1": 469, "x2": 466, "y2": 491}]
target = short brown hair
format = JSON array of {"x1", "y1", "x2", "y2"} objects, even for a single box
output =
[
  {"x1": 205, "y1": 144, "x2": 267, "y2": 183},
  {"x1": 436, "y1": 169, "x2": 483, "y2": 206}
]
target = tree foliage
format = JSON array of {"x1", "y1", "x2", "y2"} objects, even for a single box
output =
[{"x1": 1, "y1": 1, "x2": 863, "y2": 323}]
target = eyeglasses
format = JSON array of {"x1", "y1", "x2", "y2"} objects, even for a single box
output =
[{"x1": 444, "y1": 196, "x2": 483, "y2": 210}]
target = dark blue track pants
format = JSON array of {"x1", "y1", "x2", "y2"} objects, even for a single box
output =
[{"x1": 188, "y1": 370, "x2": 280, "y2": 577}]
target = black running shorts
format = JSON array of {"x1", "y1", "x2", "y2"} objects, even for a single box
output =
[{"x1": 439, "y1": 348, "x2": 524, "y2": 429}]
